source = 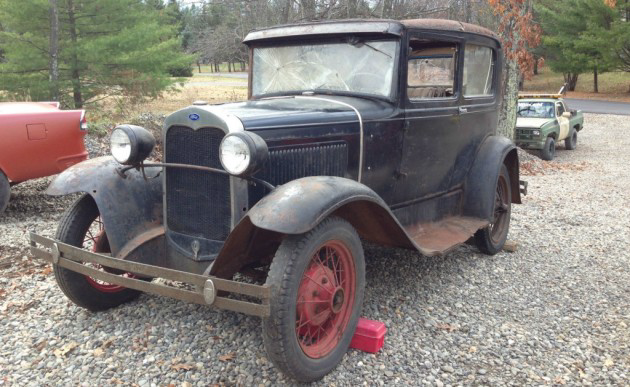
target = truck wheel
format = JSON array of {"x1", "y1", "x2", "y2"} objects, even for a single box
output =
[
  {"x1": 475, "y1": 164, "x2": 511, "y2": 255},
  {"x1": 262, "y1": 217, "x2": 365, "y2": 382},
  {"x1": 53, "y1": 194, "x2": 141, "y2": 311},
  {"x1": 565, "y1": 129, "x2": 577, "y2": 150},
  {"x1": 0, "y1": 170, "x2": 9, "y2": 215},
  {"x1": 540, "y1": 137, "x2": 556, "y2": 161}
]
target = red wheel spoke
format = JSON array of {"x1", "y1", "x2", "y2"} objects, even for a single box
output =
[
  {"x1": 303, "y1": 274, "x2": 333, "y2": 294},
  {"x1": 315, "y1": 250, "x2": 336, "y2": 287}
]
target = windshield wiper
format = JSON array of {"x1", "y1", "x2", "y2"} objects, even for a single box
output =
[{"x1": 348, "y1": 37, "x2": 392, "y2": 59}]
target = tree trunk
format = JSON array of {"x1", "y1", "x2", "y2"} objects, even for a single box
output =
[
  {"x1": 564, "y1": 73, "x2": 579, "y2": 91},
  {"x1": 48, "y1": 0, "x2": 59, "y2": 101},
  {"x1": 533, "y1": 57, "x2": 539, "y2": 75},
  {"x1": 347, "y1": 0, "x2": 358, "y2": 18},
  {"x1": 197, "y1": 61, "x2": 201, "y2": 73},
  {"x1": 593, "y1": 65, "x2": 598, "y2": 93},
  {"x1": 281, "y1": 0, "x2": 291, "y2": 23},
  {"x1": 67, "y1": 0, "x2": 83, "y2": 108},
  {"x1": 497, "y1": 60, "x2": 519, "y2": 140}
]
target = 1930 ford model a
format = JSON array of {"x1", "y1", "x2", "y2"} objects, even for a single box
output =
[{"x1": 30, "y1": 19, "x2": 525, "y2": 381}]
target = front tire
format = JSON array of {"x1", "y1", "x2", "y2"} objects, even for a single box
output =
[
  {"x1": 565, "y1": 128, "x2": 577, "y2": 150},
  {"x1": 53, "y1": 195, "x2": 142, "y2": 311},
  {"x1": 0, "y1": 170, "x2": 9, "y2": 215},
  {"x1": 540, "y1": 137, "x2": 556, "y2": 160},
  {"x1": 475, "y1": 164, "x2": 512, "y2": 255},
  {"x1": 262, "y1": 217, "x2": 365, "y2": 382}
]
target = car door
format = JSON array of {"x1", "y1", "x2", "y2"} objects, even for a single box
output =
[
  {"x1": 392, "y1": 33, "x2": 462, "y2": 207},
  {"x1": 556, "y1": 101, "x2": 570, "y2": 140},
  {"x1": 454, "y1": 41, "x2": 500, "y2": 188}
]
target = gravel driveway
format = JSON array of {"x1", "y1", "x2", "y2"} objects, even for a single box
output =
[{"x1": 1, "y1": 114, "x2": 628, "y2": 386}]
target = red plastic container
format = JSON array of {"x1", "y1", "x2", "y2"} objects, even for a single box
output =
[{"x1": 350, "y1": 318, "x2": 387, "y2": 353}]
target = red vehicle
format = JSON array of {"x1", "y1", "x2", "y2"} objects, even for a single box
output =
[{"x1": 0, "y1": 102, "x2": 88, "y2": 214}]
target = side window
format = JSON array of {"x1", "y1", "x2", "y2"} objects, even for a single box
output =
[
  {"x1": 463, "y1": 44, "x2": 494, "y2": 97},
  {"x1": 407, "y1": 41, "x2": 456, "y2": 100},
  {"x1": 556, "y1": 102, "x2": 565, "y2": 116}
]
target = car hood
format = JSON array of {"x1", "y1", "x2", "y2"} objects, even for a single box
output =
[
  {"x1": 215, "y1": 96, "x2": 396, "y2": 130},
  {"x1": 516, "y1": 117, "x2": 553, "y2": 129}
]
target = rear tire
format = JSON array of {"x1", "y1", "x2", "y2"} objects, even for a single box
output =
[
  {"x1": 0, "y1": 170, "x2": 9, "y2": 215},
  {"x1": 565, "y1": 129, "x2": 577, "y2": 150},
  {"x1": 475, "y1": 164, "x2": 512, "y2": 255},
  {"x1": 540, "y1": 137, "x2": 556, "y2": 161},
  {"x1": 53, "y1": 194, "x2": 142, "y2": 311},
  {"x1": 262, "y1": 217, "x2": 365, "y2": 382}
]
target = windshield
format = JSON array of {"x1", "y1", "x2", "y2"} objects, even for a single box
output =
[
  {"x1": 517, "y1": 101, "x2": 555, "y2": 118},
  {"x1": 252, "y1": 39, "x2": 399, "y2": 99}
]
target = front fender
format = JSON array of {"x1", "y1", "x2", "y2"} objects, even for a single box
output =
[
  {"x1": 248, "y1": 176, "x2": 388, "y2": 234},
  {"x1": 210, "y1": 176, "x2": 416, "y2": 278},
  {"x1": 47, "y1": 156, "x2": 163, "y2": 256},
  {"x1": 463, "y1": 135, "x2": 521, "y2": 222}
]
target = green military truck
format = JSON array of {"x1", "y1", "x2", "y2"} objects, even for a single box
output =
[{"x1": 515, "y1": 94, "x2": 584, "y2": 160}]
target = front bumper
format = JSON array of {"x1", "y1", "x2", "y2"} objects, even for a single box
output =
[
  {"x1": 30, "y1": 233, "x2": 270, "y2": 317},
  {"x1": 515, "y1": 139, "x2": 545, "y2": 150}
]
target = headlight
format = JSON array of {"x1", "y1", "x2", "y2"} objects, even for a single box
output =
[
  {"x1": 532, "y1": 130, "x2": 541, "y2": 136},
  {"x1": 110, "y1": 125, "x2": 156, "y2": 165},
  {"x1": 219, "y1": 132, "x2": 268, "y2": 176}
]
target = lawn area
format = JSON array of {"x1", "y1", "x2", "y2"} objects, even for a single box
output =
[{"x1": 524, "y1": 66, "x2": 630, "y2": 101}]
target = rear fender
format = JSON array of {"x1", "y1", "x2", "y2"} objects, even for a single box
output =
[
  {"x1": 47, "y1": 156, "x2": 163, "y2": 256},
  {"x1": 210, "y1": 176, "x2": 415, "y2": 278},
  {"x1": 463, "y1": 135, "x2": 521, "y2": 222}
]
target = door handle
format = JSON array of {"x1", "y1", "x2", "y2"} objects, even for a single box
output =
[{"x1": 459, "y1": 107, "x2": 468, "y2": 114}]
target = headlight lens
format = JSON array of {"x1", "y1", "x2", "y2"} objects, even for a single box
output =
[
  {"x1": 219, "y1": 132, "x2": 268, "y2": 177},
  {"x1": 532, "y1": 130, "x2": 541, "y2": 136},
  {"x1": 110, "y1": 128, "x2": 132, "y2": 164},
  {"x1": 109, "y1": 125, "x2": 155, "y2": 165},
  {"x1": 220, "y1": 135, "x2": 251, "y2": 175}
]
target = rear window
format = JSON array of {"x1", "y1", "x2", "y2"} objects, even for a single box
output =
[{"x1": 463, "y1": 44, "x2": 494, "y2": 97}]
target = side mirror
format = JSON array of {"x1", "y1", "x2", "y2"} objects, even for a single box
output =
[{"x1": 562, "y1": 112, "x2": 571, "y2": 118}]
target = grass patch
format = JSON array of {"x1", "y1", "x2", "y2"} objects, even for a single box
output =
[{"x1": 524, "y1": 66, "x2": 630, "y2": 95}]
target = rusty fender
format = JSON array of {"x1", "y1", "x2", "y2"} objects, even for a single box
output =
[
  {"x1": 210, "y1": 176, "x2": 416, "y2": 278},
  {"x1": 462, "y1": 135, "x2": 522, "y2": 222},
  {"x1": 46, "y1": 156, "x2": 163, "y2": 258}
]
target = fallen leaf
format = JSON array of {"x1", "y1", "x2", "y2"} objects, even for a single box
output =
[
  {"x1": 171, "y1": 363, "x2": 194, "y2": 371},
  {"x1": 436, "y1": 323, "x2": 458, "y2": 332},
  {"x1": 35, "y1": 340, "x2": 47, "y2": 352},
  {"x1": 40, "y1": 267, "x2": 52, "y2": 275},
  {"x1": 93, "y1": 348, "x2": 104, "y2": 357},
  {"x1": 219, "y1": 352, "x2": 236, "y2": 362},
  {"x1": 604, "y1": 358, "x2": 614, "y2": 367},
  {"x1": 554, "y1": 376, "x2": 566, "y2": 385},
  {"x1": 54, "y1": 342, "x2": 79, "y2": 358},
  {"x1": 468, "y1": 346, "x2": 477, "y2": 353},
  {"x1": 102, "y1": 339, "x2": 114, "y2": 349}
]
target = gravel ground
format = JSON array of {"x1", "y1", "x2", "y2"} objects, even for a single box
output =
[{"x1": 1, "y1": 113, "x2": 629, "y2": 386}]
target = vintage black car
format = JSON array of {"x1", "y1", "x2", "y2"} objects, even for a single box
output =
[{"x1": 30, "y1": 19, "x2": 525, "y2": 382}]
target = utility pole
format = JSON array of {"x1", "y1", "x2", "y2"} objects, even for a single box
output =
[{"x1": 49, "y1": 0, "x2": 59, "y2": 101}]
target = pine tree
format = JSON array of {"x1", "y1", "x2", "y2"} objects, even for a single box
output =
[
  {"x1": 0, "y1": 0, "x2": 193, "y2": 107},
  {"x1": 536, "y1": 0, "x2": 617, "y2": 92}
]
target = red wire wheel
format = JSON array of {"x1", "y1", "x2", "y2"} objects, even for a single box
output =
[
  {"x1": 82, "y1": 219, "x2": 129, "y2": 293},
  {"x1": 53, "y1": 195, "x2": 143, "y2": 311},
  {"x1": 295, "y1": 240, "x2": 356, "y2": 358},
  {"x1": 262, "y1": 217, "x2": 365, "y2": 382}
]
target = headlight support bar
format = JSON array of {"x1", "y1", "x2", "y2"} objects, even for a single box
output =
[{"x1": 116, "y1": 162, "x2": 276, "y2": 192}]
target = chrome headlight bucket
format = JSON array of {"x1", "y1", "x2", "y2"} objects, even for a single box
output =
[
  {"x1": 532, "y1": 129, "x2": 541, "y2": 137},
  {"x1": 110, "y1": 125, "x2": 156, "y2": 165},
  {"x1": 219, "y1": 132, "x2": 268, "y2": 177}
]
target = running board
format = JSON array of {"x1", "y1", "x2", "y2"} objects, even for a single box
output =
[
  {"x1": 404, "y1": 217, "x2": 488, "y2": 256},
  {"x1": 29, "y1": 233, "x2": 270, "y2": 317}
]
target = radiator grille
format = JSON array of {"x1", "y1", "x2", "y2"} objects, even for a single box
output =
[
  {"x1": 165, "y1": 126, "x2": 231, "y2": 241},
  {"x1": 516, "y1": 128, "x2": 539, "y2": 141},
  {"x1": 250, "y1": 142, "x2": 348, "y2": 205}
]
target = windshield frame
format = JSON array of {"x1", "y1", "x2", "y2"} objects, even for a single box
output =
[{"x1": 247, "y1": 36, "x2": 401, "y2": 103}]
